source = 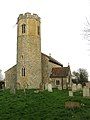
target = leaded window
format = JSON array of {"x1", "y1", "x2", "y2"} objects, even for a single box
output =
[{"x1": 22, "y1": 24, "x2": 26, "y2": 33}]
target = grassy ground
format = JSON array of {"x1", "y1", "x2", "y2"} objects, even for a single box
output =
[{"x1": 0, "y1": 89, "x2": 90, "y2": 120}]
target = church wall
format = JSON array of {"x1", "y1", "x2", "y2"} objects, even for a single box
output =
[
  {"x1": 17, "y1": 36, "x2": 42, "y2": 89},
  {"x1": 51, "y1": 78, "x2": 62, "y2": 88},
  {"x1": 41, "y1": 54, "x2": 49, "y2": 84},
  {"x1": 51, "y1": 77, "x2": 68, "y2": 89},
  {"x1": 63, "y1": 78, "x2": 68, "y2": 89},
  {"x1": 5, "y1": 65, "x2": 17, "y2": 89},
  {"x1": 41, "y1": 54, "x2": 62, "y2": 87}
]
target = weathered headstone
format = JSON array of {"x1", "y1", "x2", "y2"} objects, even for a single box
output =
[
  {"x1": 10, "y1": 78, "x2": 16, "y2": 94},
  {"x1": 86, "y1": 82, "x2": 90, "y2": 88},
  {"x1": 83, "y1": 86, "x2": 90, "y2": 97},
  {"x1": 45, "y1": 83, "x2": 48, "y2": 90},
  {"x1": 10, "y1": 88, "x2": 16, "y2": 94},
  {"x1": 58, "y1": 86, "x2": 62, "y2": 90},
  {"x1": 39, "y1": 82, "x2": 44, "y2": 90},
  {"x1": 69, "y1": 91, "x2": 73, "y2": 97},
  {"x1": 72, "y1": 84, "x2": 77, "y2": 92},
  {"x1": 48, "y1": 84, "x2": 53, "y2": 92},
  {"x1": 65, "y1": 101, "x2": 80, "y2": 109},
  {"x1": 77, "y1": 84, "x2": 82, "y2": 91},
  {"x1": 34, "y1": 90, "x2": 39, "y2": 93}
]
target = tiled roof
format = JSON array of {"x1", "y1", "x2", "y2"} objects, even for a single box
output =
[
  {"x1": 41, "y1": 53, "x2": 63, "y2": 67},
  {"x1": 50, "y1": 67, "x2": 70, "y2": 78}
]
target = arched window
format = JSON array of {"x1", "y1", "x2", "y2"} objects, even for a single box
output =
[
  {"x1": 37, "y1": 26, "x2": 40, "y2": 35},
  {"x1": 22, "y1": 67, "x2": 25, "y2": 76},
  {"x1": 22, "y1": 24, "x2": 26, "y2": 33}
]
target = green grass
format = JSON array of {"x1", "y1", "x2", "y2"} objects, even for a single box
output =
[{"x1": 0, "y1": 89, "x2": 90, "y2": 120}]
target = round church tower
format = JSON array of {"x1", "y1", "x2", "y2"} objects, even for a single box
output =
[{"x1": 17, "y1": 12, "x2": 42, "y2": 89}]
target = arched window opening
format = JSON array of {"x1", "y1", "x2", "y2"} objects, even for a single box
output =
[
  {"x1": 37, "y1": 26, "x2": 40, "y2": 35},
  {"x1": 21, "y1": 55, "x2": 23, "y2": 59},
  {"x1": 22, "y1": 24, "x2": 26, "y2": 33},
  {"x1": 22, "y1": 67, "x2": 25, "y2": 76}
]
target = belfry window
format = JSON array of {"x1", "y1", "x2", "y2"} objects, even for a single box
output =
[
  {"x1": 22, "y1": 24, "x2": 26, "y2": 33},
  {"x1": 37, "y1": 26, "x2": 40, "y2": 35},
  {"x1": 22, "y1": 67, "x2": 25, "y2": 76},
  {"x1": 21, "y1": 55, "x2": 23, "y2": 59}
]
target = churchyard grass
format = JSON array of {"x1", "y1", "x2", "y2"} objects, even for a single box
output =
[{"x1": 0, "y1": 89, "x2": 90, "y2": 120}]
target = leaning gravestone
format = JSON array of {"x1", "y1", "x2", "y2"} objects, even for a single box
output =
[
  {"x1": 83, "y1": 86, "x2": 90, "y2": 97},
  {"x1": 69, "y1": 91, "x2": 73, "y2": 97},
  {"x1": 48, "y1": 84, "x2": 53, "y2": 92},
  {"x1": 72, "y1": 84, "x2": 77, "y2": 92}
]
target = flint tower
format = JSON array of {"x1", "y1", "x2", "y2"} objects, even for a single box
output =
[{"x1": 17, "y1": 13, "x2": 42, "y2": 89}]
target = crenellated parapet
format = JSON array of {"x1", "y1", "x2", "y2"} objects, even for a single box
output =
[{"x1": 18, "y1": 12, "x2": 40, "y2": 22}]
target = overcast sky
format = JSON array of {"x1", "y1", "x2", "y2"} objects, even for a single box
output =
[{"x1": 0, "y1": 0, "x2": 90, "y2": 79}]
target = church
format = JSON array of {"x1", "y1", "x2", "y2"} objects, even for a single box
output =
[{"x1": 5, "y1": 12, "x2": 72, "y2": 90}]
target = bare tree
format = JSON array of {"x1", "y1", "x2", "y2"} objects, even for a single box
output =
[{"x1": 83, "y1": 17, "x2": 90, "y2": 55}]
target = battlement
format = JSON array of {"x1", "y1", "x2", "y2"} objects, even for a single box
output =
[{"x1": 18, "y1": 12, "x2": 40, "y2": 22}]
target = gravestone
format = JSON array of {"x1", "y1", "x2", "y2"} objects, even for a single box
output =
[
  {"x1": 34, "y1": 90, "x2": 39, "y2": 93},
  {"x1": 48, "y1": 84, "x2": 53, "y2": 92},
  {"x1": 86, "y1": 82, "x2": 90, "y2": 88},
  {"x1": 45, "y1": 83, "x2": 48, "y2": 90},
  {"x1": 65, "y1": 101, "x2": 80, "y2": 109},
  {"x1": 72, "y1": 84, "x2": 77, "y2": 92},
  {"x1": 77, "y1": 84, "x2": 82, "y2": 91},
  {"x1": 69, "y1": 91, "x2": 73, "y2": 97},
  {"x1": 58, "y1": 86, "x2": 62, "y2": 90},
  {"x1": 39, "y1": 82, "x2": 44, "y2": 90},
  {"x1": 83, "y1": 86, "x2": 90, "y2": 97}
]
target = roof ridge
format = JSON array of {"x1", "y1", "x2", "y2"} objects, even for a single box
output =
[{"x1": 41, "y1": 53, "x2": 63, "y2": 67}]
